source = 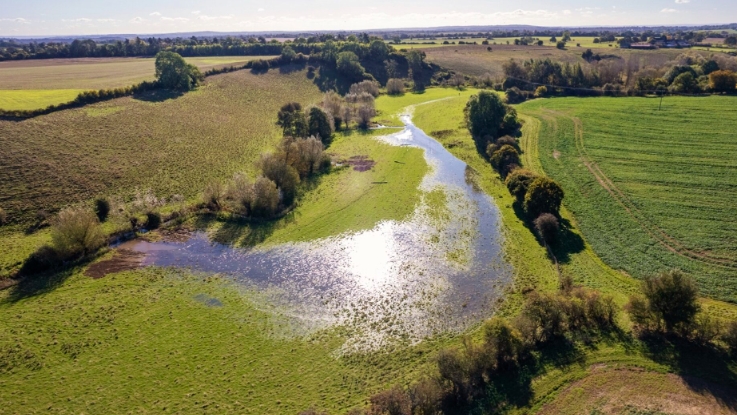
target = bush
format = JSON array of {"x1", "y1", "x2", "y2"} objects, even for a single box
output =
[
  {"x1": 524, "y1": 177, "x2": 565, "y2": 217},
  {"x1": 356, "y1": 104, "x2": 376, "y2": 129},
  {"x1": 202, "y1": 181, "x2": 224, "y2": 211},
  {"x1": 483, "y1": 317, "x2": 524, "y2": 369},
  {"x1": 227, "y1": 173, "x2": 254, "y2": 214},
  {"x1": 627, "y1": 270, "x2": 700, "y2": 334},
  {"x1": 50, "y1": 207, "x2": 106, "y2": 257},
  {"x1": 534, "y1": 86, "x2": 548, "y2": 98},
  {"x1": 277, "y1": 102, "x2": 308, "y2": 137},
  {"x1": 145, "y1": 212, "x2": 161, "y2": 229},
  {"x1": 94, "y1": 198, "x2": 110, "y2": 222},
  {"x1": 534, "y1": 213, "x2": 559, "y2": 245},
  {"x1": 369, "y1": 387, "x2": 411, "y2": 415},
  {"x1": 505, "y1": 169, "x2": 539, "y2": 202},
  {"x1": 464, "y1": 91, "x2": 507, "y2": 143},
  {"x1": 505, "y1": 87, "x2": 527, "y2": 104},
  {"x1": 260, "y1": 153, "x2": 301, "y2": 205},
  {"x1": 408, "y1": 379, "x2": 443, "y2": 415},
  {"x1": 489, "y1": 145, "x2": 520, "y2": 175},
  {"x1": 349, "y1": 80, "x2": 380, "y2": 97},
  {"x1": 709, "y1": 70, "x2": 737, "y2": 93},
  {"x1": 321, "y1": 91, "x2": 345, "y2": 129},
  {"x1": 252, "y1": 177, "x2": 280, "y2": 218},
  {"x1": 307, "y1": 106, "x2": 334, "y2": 143},
  {"x1": 386, "y1": 78, "x2": 405, "y2": 95},
  {"x1": 723, "y1": 321, "x2": 737, "y2": 353},
  {"x1": 691, "y1": 314, "x2": 722, "y2": 345},
  {"x1": 523, "y1": 291, "x2": 567, "y2": 343}
]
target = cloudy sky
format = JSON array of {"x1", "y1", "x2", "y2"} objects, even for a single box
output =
[{"x1": 1, "y1": 0, "x2": 734, "y2": 36}]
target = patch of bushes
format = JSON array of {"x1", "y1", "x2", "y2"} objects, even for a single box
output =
[
  {"x1": 534, "y1": 213, "x2": 559, "y2": 246},
  {"x1": 626, "y1": 270, "x2": 700, "y2": 335},
  {"x1": 50, "y1": 207, "x2": 106, "y2": 258},
  {"x1": 386, "y1": 78, "x2": 405, "y2": 95},
  {"x1": 524, "y1": 177, "x2": 565, "y2": 218},
  {"x1": 505, "y1": 169, "x2": 539, "y2": 202}
]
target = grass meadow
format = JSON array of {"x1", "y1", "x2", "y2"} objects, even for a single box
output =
[
  {"x1": 518, "y1": 96, "x2": 737, "y2": 302},
  {"x1": 0, "y1": 66, "x2": 321, "y2": 226},
  {"x1": 0, "y1": 56, "x2": 272, "y2": 110}
]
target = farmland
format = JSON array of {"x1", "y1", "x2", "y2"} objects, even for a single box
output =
[
  {"x1": 420, "y1": 43, "x2": 687, "y2": 78},
  {"x1": 0, "y1": 56, "x2": 272, "y2": 110},
  {"x1": 390, "y1": 36, "x2": 620, "y2": 50},
  {"x1": 517, "y1": 96, "x2": 737, "y2": 302},
  {"x1": 0, "y1": 66, "x2": 321, "y2": 226}
]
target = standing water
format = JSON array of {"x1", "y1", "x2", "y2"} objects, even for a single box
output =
[{"x1": 122, "y1": 113, "x2": 512, "y2": 351}]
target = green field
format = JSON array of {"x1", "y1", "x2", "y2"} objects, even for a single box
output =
[
  {"x1": 0, "y1": 66, "x2": 321, "y2": 226},
  {"x1": 420, "y1": 44, "x2": 684, "y2": 78},
  {"x1": 518, "y1": 96, "x2": 737, "y2": 302},
  {"x1": 0, "y1": 56, "x2": 273, "y2": 110}
]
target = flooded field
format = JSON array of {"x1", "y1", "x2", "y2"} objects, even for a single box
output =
[{"x1": 119, "y1": 113, "x2": 512, "y2": 351}]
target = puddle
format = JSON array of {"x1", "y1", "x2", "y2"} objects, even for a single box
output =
[{"x1": 118, "y1": 114, "x2": 512, "y2": 352}]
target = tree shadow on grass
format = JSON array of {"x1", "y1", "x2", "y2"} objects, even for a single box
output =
[
  {"x1": 4, "y1": 254, "x2": 97, "y2": 303},
  {"x1": 132, "y1": 89, "x2": 185, "y2": 103},
  {"x1": 641, "y1": 334, "x2": 737, "y2": 410},
  {"x1": 550, "y1": 217, "x2": 585, "y2": 264}
]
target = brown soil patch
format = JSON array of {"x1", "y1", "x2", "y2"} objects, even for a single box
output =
[
  {"x1": 552, "y1": 150, "x2": 561, "y2": 159},
  {"x1": 85, "y1": 249, "x2": 145, "y2": 279},
  {"x1": 538, "y1": 367, "x2": 737, "y2": 415},
  {"x1": 0, "y1": 278, "x2": 20, "y2": 291},
  {"x1": 344, "y1": 155, "x2": 376, "y2": 172},
  {"x1": 157, "y1": 226, "x2": 193, "y2": 243}
]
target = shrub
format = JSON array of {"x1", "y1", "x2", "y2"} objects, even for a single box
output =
[
  {"x1": 50, "y1": 207, "x2": 106, "y2": 257},
  {"x1": 496, "y1": 135, "x2": 518, "y2": 148},
  {"x1": 524, "y1": 177, "x2": 565, "y2": 217},
  {"x1": 483, "y1": 317, "x2": 524, "y2": 369},
  {"x1": 94, "y1": 198, "x2": 110, "y2": 222},
  {"x1": 523, "y1": 291, "x2": 567, "y2": 343},
  {"x1": 408, "y1": 379, "x2": 443, "y2": 415},
  {"x1": 627, "y1": 270, "x2": 700, "y2": 334},
  {"x1": 505, "y1": 87, "x2": 527, "y2": 104},
  {"x1": 691, "y1": 314, "x2": 722, "y2": 345},
  {"x1": 349, "y1": 80, "x2": 380, "y2": 97},
  {"x1": 489, "y1": 145, "x2": 520, "y2": 174},
  {"x1": 307, "y1": 106, "x2": 334, "y2": 143},
  {"x1": 227, "y1": 173, "x2": 254, "y2": 214},
  {"x1": 145, "y1": 212, "x2": 161, "y2": 229},
  {"x1": 464, "y1": 91, "x2": 507, "y2": 143},
  {"x1": 386, "y1": 78, "x2": 405, "y2": 95},
  {"x1": 252, "y1": 177, "x2": 280, "y2": 218},
  {"x1": 534, "y1": 213, "x2": 559, "y2": 245},
  {"x1": 277, "y1": 102, "x2": 308, "y2": 137},
  {"x1": 709, "y1": 70, "x2": 737, "y2": 93},
  {"x1": 369, "y1": 387, "x2": 411, "y2": 415},
  {"x1": 260, "y1": 152, "x2": 301, "y2": 205},
  {"x1": 321, "y1": 91, "x2": 345, "y2": 129},
  {"x1": 202, "y1": 181, "x2": 224, "y2": 211},
  {"x1": 534, "y1": 86, "x2": 548, "y2": 98},
  {"x1": 356, "y1": 104, "x2": 376, "y2": 129},
  {"x1": 723, "y1": 321, "x2": 737, "y2": 353},
  {"x1": 505, "y1": 169, "x2": 539, "y2": 202}
]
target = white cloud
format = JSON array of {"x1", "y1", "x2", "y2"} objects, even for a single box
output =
[
  {"x1": 258, "y1": 8, "x2": 265, "y2": 12},
  {"x1": 199, "y1": 15, "x2": 234, "y2": 21},
  {"x1": 0, "y1": 17, "x2": 30, "y2": 24},
  {"x1": 192, "y1": 10, "x2": 201, "y2": 14},
  {"x1": 161, "y1": 16, "x2": 190, "y2": 22},
  {"x1": 129, "y1": 16, "x2": 145, "y2": 23},
  {"x1": 563, "y1": 10, "x2": 572, "y2": 15},
  {"x1": 661, "y1": 8, "x2": 678, "y2": 13},
  {"x1": 97, "y1": 18, "x2": 117, "y2": 22},
  {"x1": 62, "y1": 18, "x2": 92, "y2": 22},
  {"x1": 675, "y1": 0, "x2": 690, "y2": 3},
  {"x1": 150, "y1": 12, "x2": 162, "y2": 16}
]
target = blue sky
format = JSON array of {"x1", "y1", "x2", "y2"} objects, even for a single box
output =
[{"x1": 1, "y1": 0, "x2": 734, "y2": 36}]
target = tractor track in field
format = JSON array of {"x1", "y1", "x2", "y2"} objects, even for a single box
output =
[{"x1": 542, "y1": 109, "x2": 737, "y2": 269}]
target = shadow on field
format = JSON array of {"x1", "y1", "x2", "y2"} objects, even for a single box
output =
[
  {"x1": 641, "y1": 334, "x2": 737, "y2": 410},
  {"x1": 550, "y1": 218, "x2": 585, "y2": 264},
  {"x1": 278, "y1": 62, "x2": 306, "y2": 74},
  {"x1": 133, "y1": 89, "x2": 185, "y2": 103},
  {"x1": 4, "y1": 265, "x2": 78, "y2": 303}
]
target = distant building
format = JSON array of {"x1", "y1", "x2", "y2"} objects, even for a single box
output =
[{"x1": 631, "y1": 42, "x2": 656, "y2": 50}]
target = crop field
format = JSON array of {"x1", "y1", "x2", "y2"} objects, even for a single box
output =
[
  {"x1": 390, "y1": 37, "x2": 619, "y2": 50},
  {"x1": 0, "y1": 66, "x2": 322, "y2": 226},
  {"x1": 0, "y1": 56, "x2": 273, "y2": 110},
  {"x1": 421, "y1": 44, "x2": 687, "y2": 78},
  {"x1": 518, "y1": 96, "x2": 737, "y2": 302}
]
